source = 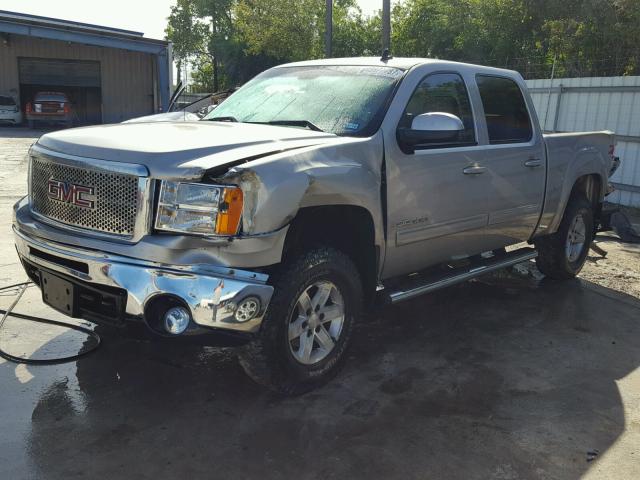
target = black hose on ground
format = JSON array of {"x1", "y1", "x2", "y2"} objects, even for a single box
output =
[{"x1": 0, "y1": 281, "x2": 101, "y2": 365}]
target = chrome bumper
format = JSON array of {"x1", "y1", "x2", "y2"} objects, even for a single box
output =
[{"x1": 13, "y1": 226, "x2": 274, "y2": 334}]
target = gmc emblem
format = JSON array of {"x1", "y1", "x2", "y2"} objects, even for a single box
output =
[{"x1": 47, "y1": 179, "x2": 96, "y2": 209}]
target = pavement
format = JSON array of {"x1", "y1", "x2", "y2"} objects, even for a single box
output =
[{"x1": 1, "y1": 126, "x2": 639, "y2": 480}]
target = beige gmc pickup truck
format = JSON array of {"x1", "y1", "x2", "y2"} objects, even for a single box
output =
[{"x1": 13, "y1": 57, "x2": 619, "y2": 393}]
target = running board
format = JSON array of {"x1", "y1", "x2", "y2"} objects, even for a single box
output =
[{"x1": 382, "y1": 247, "x2": 538, "y2": 304}]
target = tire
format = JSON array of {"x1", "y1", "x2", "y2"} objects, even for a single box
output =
[
  {"x1": 28, "y1": 120, "x2": 35, "y2": 129},
  {"x1": 535, "y1": 193, "x2": 594, "y2": 279},
  {"x1": 238, "y1": 247, "x2": 362, "y2": 395}
]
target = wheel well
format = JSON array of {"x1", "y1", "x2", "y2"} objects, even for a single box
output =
[
  {"x1": 282, "y1": 205, "x2": 378, "y2": 303},
  {"x1": 571, "y1": 173, "x2": 602, "y2": 212},
  {"x1": 570, "y1": 174, "x2": 603, "y2": 220},
  {"x1": 572, "y1": 174, "x2": 602, "y2": 204}
]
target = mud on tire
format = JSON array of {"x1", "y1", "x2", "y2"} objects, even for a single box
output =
[
  {"x1": 238, "y1": 247, "x2": 362, "y2": 395},
  {"x1": 535, "y1": 193, "x2": 594, "y2": 280}
]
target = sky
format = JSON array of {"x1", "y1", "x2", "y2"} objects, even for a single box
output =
[{"x1": 0, "y1": 0, "x2": 393, "y2": 41}]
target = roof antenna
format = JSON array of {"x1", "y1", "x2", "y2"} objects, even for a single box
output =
[{"x1": 381, "y1": 48, "x2": 393, "y2": 63}]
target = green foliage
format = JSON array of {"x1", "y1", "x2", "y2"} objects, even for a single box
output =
[
  {"x1": 235, "y1": 0, "x2": 324, "y2": 61},
  {"x1": 165, "y1": 0, "x2": 212, "y2": 61},
  {"x1": 167, "y1": 0, "x2": 281, "y2": 90},
  {"x1": 167, "y1": 0, "x2": 640, "y2": 90},
  {"x1": 189, "y1": 58, "x2": 214, "y2": 92},
  {"x1": 332, "y1": 2, "x2": 382, "y2": 57},
  {"x1": 392, "y1": 0, "x2": 640, "y2": 77}
]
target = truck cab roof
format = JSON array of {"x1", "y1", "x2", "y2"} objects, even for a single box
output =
[{"x1": 276, "y1": 56, "x2": 520, "y2": 78}]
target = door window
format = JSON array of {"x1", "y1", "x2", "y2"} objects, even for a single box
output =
[
  {"x1": 399, "y1": 73, "x2": 476, "y2": 147},
  {"x1": 476, "y1": 75, "x2": 533, "y2": 144}
]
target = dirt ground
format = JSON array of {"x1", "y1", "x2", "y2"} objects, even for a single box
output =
[
  {"x1": 581, "y1": 208, "x2": 640, "y2": 299},
  {"x1": 1, "y1": 127, "x2": 639, "y2": 480}
]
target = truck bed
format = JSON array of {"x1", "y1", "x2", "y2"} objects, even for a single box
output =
[{"x1": 538, "y1": 130, "x2": 615, "y2": 235}]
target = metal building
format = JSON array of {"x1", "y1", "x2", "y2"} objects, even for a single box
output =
[
  {"x1": 0, "y1": 10, "x2": 171, "y2": 125},
  {"x1": 526, "y1": 76, "x2": 640, "y2": 208}
]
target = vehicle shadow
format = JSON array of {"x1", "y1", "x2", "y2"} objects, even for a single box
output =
[
  {"x1": 0, "y1": 125, "x2": 75, "y2": 142},
  {"x1": 5, "y1": 270, "x2": 640, "y2": 479},
  {"x1": 0, "y1": 126, "x2": 45, "y2": 139}
]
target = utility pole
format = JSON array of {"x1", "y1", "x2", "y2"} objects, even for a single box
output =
[
  {"x1": 211, "y1": 16, "x2": 219, "y2": 92},
  {"x1": 382, "y1": 0, "x2": 391, "y2": 53},
  {"x1": 325, "y1": 0, "x2": 332, "y2": 58}
]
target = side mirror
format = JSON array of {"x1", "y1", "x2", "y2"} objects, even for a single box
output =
[
  {"x1": 196, "y1": 104, "x2": 216, "y2": 119},
  {"x1": 397, "y1": 112, "x2": 465, "y2": 151}
]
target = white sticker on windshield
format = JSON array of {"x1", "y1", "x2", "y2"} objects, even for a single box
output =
[
  {"x1": 345, "y1": 122, "x2": 360, "y2": 130},
  {"x1": 264, "y1": 84, "x2": 303, "y2": 95},
  {"x1": 357, "y1": 67, "x2": 404, "y2": 78}
]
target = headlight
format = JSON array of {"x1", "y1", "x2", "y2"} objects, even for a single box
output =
[{"x1": 155, "y1": 181, "x2": 243, "y2": 236}]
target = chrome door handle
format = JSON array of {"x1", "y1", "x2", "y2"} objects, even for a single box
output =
[
  {"x1": 463, "y1": 165, "x2": 487, "y2": 175},
  {"x1": 524, "y1": 158, "x2": 543, "y2": 168}
]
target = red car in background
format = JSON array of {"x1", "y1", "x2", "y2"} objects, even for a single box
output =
[{"x1": 25, "y1": 92, "x2": 74, "y2": 128}]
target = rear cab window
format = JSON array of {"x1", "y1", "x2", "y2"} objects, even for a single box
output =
[
  {"x1": 35, "y1": 93, "x2": 69, "y2": 103},
  {"x1": 476, "y1": 75, "x2": 533, "y2": 144},
  {"x1": 0, "y1": 96, "x2": 16, "y2": 105}
]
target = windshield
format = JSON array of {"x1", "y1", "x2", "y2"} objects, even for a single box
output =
[
  {"x1": 0, "y1": 96, "x2": 16, "y2": 105},
  {"x1": 203, "y1": 65, "x2": 404, "y2": 136}
]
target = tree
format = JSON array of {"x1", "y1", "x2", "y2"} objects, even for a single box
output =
[
  {"x1": 332, "y1": 1, "x2": 382, "y2": 57},
  {"x1": 166, "y1": 0, "x2": 236, "y2": 90},
  {"x1": 167, "y1": 0, "x2": 283, "y2": 91},
  {"x1": 235, "y1": 0, "x2": 325, "y2": 61},
  {"x1": 390, "y1": 0, "x2": 640, "y2": 77},
  {"x1": 166, "y1": 0, "x2": 640, "y2": 90}
]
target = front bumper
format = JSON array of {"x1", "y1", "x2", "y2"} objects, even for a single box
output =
[
  {"x1": 0, "y1": 111, "x2": 22, "y2": 123},
  {"x1": 13, "y1": 226, "x2": 274, "y2": 335},
  {"x1": 26, "y1": 113, "x2": 71, "y2": 124}
]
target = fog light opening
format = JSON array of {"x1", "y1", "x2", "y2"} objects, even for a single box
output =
[
  {"x1": 163, "y1": 306, "x2": 191, "y2": 335},
  {"x1": 234, "y1": 296, "x2": 260, "y2": 323}
]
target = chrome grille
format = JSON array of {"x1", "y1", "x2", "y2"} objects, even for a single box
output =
[{"x1": 30, "y1": 156, "x2": 139, "y2": 236}]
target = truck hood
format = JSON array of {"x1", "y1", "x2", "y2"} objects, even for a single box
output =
[
  {"x1": 122, "y1": 111, "x2": 201, "y2": 123},
  {"x1": 36, "y1": 121, "x2": 341, "y2": 179}
]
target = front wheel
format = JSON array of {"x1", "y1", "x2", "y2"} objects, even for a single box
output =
[
  {"x1": 238, "y1": 247, "x2": 362, "y2": 395},
  {"x1": 535, "y1": 194, "x2": 594, "y2": 279}
]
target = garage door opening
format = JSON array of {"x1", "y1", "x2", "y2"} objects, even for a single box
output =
[{"x1": 18, "y1": 58, "x2": 102, "y2": 126}]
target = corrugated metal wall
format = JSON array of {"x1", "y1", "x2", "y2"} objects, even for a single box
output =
[
  {"x1": 526, "y1": 76, "x2": 640, "y2": 207},
  {"x1": 0, "y1": 34, "x2": 155, "y2": 123}
]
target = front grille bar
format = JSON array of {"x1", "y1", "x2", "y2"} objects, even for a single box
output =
[{"x1": 28, "y1": 144, "x2": 152, "y2": 242}]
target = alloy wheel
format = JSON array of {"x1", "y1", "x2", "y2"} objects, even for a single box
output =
[{"x1": 288, "y1": 281, "x2": 345, "y2": 365}]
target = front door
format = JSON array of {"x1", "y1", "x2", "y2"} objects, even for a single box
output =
[{"x1": 382, "y1": 71, "x2": 495, "y2": 279}]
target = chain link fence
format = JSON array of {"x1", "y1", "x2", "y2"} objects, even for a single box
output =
[{"x1": 475, "y1": 50, "x2": 640, "y2": 80}]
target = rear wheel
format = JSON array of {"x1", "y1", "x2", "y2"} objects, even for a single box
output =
[
  {"x1": 238, "y1": 247, "x2": 362, "y2": 395},
  {"x1": 27, "y1": 119, "x2": 35, "y2": 129},
  {"x1": 535, "y1": 194, "x2": 594, "y2": 279}
]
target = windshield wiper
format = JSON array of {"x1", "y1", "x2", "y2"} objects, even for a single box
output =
[
  {"x1": 250, "y1": 120, "x2": 324, "y2": 132},
  {"x1": 206, "y1": 116, "x2": 238, "y2": 122}
]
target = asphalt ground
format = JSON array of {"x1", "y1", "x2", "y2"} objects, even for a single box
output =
[{"x1": 1, "y1": 127, "x2": 639, "y2": 479}]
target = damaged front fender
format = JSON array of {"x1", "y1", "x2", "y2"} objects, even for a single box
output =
[{"x1": 219, "y1": 131, "x2": 386, "y2": 248}]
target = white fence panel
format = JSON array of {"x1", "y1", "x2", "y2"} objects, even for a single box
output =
[{"x1": 526, "y1": 76, "x2": 640, "y2": 207}]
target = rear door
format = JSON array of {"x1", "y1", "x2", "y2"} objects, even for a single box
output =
[
  {"x1": 475, "y1": 75, "x2": 546, "y2": 244},
  {"x1": 382, "y1": 69, "x2": 495, "y2": 278}
]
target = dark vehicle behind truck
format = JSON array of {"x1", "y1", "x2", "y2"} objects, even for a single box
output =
[{"x1": 26, "y1": 92, "x2": 74, "y2": 128}]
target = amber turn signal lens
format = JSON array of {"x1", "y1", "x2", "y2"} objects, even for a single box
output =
[{"x1": 215, "y1": 187, "x2": 243, "y2": 235}]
